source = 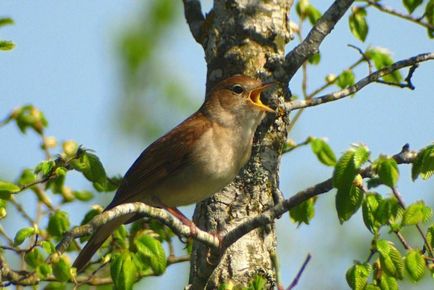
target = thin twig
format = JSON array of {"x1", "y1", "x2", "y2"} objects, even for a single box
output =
[
  {"x1": 362, "y1": 0, "x2": 434, "y2": 30},
  {"x1": 287, "y1": 253, "x2": 312, "y2": 290},
  {"x1": 285, "y1": 52, "x2": 434, "y2": 111}
]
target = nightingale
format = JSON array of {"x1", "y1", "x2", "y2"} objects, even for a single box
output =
[{"x1": 73, "y1": 75, "x2": 275, "y2": 272}]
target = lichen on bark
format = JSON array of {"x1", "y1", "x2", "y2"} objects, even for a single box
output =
[{"x1": 188, "y1": 1, "x2": 293, "y2": 289}]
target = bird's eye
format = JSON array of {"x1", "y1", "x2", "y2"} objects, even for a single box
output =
[{"x1": 231, "y1": 84, "x2": 244, "y2": 94}]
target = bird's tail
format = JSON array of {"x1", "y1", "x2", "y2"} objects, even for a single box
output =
[{"x1": 73, "y1": 213, "x2": 134, "y2": 272}]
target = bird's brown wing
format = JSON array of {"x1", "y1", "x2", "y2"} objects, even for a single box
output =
[{"x1": 106, "y1": 111, "x2": 210, "y2": 210}]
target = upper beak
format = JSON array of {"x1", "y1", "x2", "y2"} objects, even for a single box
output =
[{"x1": 248, "y1": 82, "x2": 276, "y2": 113}]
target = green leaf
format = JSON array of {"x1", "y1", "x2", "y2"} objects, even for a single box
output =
[
  {"x1": 0, "y1": 180, "x2": 20, "y2": 199},
  {"x1": 333, "y1": 145, "x2": 369, "y2": 190},
  {"x1": 18, "y1": 168, "x2": 37, "y2": 186},
  {"x1": 362, "y1": 193, "x2": 383, "y2": 233},
  {"x1": 376, "y1": 197, "x2": 402, "y2": 228},
  {"x1": 0, "y1": 18, "x2": 14, "y2": 27},
  {"x1": 346, "y1": 262, "x2": 371, "y2": 290},
  {"x1": 403, "y1": 0, "x2": 423, "y2": 13},
  {"x1": 296, "y1": 0, "x2": 310, "y2": 19},
  {"x1": 0, "y1": 40, "x2": 15, "y2": 51},
  {"x1": 306, "y1": 4, "x2": 322, "y2": 25},
  {"x1": 426, "y1": 0, "x2": 434, "y2": 38},
  {"x1": 374, "y1": 156, "x2": 399, "y2": 188},
  {"x1": 366, "y1": 48, "x2": 402, "y2": 83},
  {"x1": 307, "y1": 52, "x2": 321, "y2": 65},
  {"x1": 376, "y1": 240, "x2": 404, "y2": 279},
  {"x1": 34, "y1": 160, "x2": 55, "y2": 177},
  {"x1": 36, "y1": 263, "x2": 52, "y2": 279},
  {"x1": 378, "y1": 274, "x2": 398, "y2": 290},
  {"x1": 405, "y1": 249, "x2": 425, "y2": 281},
  {"x1": 12, "y1": 105, "x2": 48, "y2": 134},
  {"x1": 310, "y1": 138, "x2": 337, "y2": 166},
  {"x1": 70, "y1": 151, "x2": 110, "y2": 191},
  {"x1": 248, "y1": 275, "x2": 267, "y2": 290},
  {"x1": 48, "y1": 211, "x2": 70, "y2": 238},
  {"x1": 73, "y1": 190, "x2": 94, "y2": 201},
  {"x1": 336, "y1": 177, "x2": 364, "y2": 223},
  {"x1": 24, "y1": 248, "x2": 44, "y2": 268},
  {"x1": 111, "y1": 252, "x2": 137, "y2": 290},
  {"x1": 411, "y1": 144, "x2": 434, "y2": 181},
  {"x1": 336, "y1": 69, "x2": 355, "y2": 89},
  {"x1": 41, "y1": 240, "x2": 56, "y2": 254},
  {"x1": 402, "y1": 200, "x2": 432, "y2": 226},
  {"x1": 44, "y1": 282, "x2": 67, "y2": 290},
  {"x1": 14, "y1": 227, "x2": 36, "y2": 246},
  {"x1": 349, "y1": 7, "x2": 368, "y2": 42},
  {"x1": 52, "y1": 255, "x2": 71, "y2": 282},
  {"x1": 289, "y1": 197, "x2": 316, "y2": 225},
  {"x1": 365, "y1": 285, "x2": 381, "y2": 290},
  {"x1": 426, "y1": 225, "x2": 434, "y2": 250},
  {"x1": 134, "y1": 235, "x2": 167, "y2": 275}
]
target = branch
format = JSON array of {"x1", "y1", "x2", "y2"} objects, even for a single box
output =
[
  {"x1": 55, "y1": 202, "x2": 220, "y2": 255},
  {"x1": 285, "y1": 52, "x2": 434, "y2": 111},
  {"x1": 284, "y1": 0, "x2": 355, "y2": 80},
  {"x1": 220, "y1": 145, "x2": 417, "y2": 249},
  {"x1": 182, "y1": 0, "x2": 205, "y2": 44},
  {"x1": 362, "y1": 0, "x2": 434, "y2": 30}
]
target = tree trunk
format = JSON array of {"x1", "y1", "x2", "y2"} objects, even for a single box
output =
[{"x1": 189, "y1": 1, "x2": 293, "y2": 289}]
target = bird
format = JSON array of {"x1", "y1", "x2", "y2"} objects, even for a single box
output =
[{"x1": 73, "y1": 75, "x2": 275, "y2": 272}]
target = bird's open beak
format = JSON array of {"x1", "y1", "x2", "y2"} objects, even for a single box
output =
[{"x1": 248, "y1": 82, "x2": 276, "y2": 113}]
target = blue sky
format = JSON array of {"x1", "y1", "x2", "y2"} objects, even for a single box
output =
[{"x1": 1, "y1": 1, "x2": 433, "y2": 289}]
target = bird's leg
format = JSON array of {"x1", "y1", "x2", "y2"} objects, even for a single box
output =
[{"x1": 165, "y1": 207, "x2": 198, "y2": 237}]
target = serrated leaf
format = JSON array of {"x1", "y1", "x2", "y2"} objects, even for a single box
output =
[
  {"x1": 402, "y1": 200, "x2": 432, "y2": 226},
  {"x1": 336, "y1": 69, "x2": 355, "y2": 89},
  {"x1": 378, "y1": 274, "x2": 398, "y2": 290},
  {"x1": 333, "y1": 145, "x2": 369, "y2": 190},
  {"x1": 346, "y1": 262, "x2": 371, "y2": 290},
  {"x1": 405, "y1": 249, "x2": 425, "y2": 281},
  {"x1": 336, "y1": 179, "x2": 364, "y2": 223},
  {"x1": 52, "y1": 256, "x2": 71, "y2": 282},
  {"x1": 289, "y1": 197, "x2": 316, "y2": 225},
  {"x1": 426, "y1": 225, "x2": 434, "y2": 250},
  {"x1": 403, "y1": 0, "x2": 423, "y2": 13},
  {"x1": 18, "y1": 168, "x2": 37, "y2": 186},
  {"x1": 365, "y1": 285, "x2": 381, "y2": 290},
  {"x1": 48, "y1": 211, "x2": 70, "y2": 238},
  {"x1": 111, "y1": 252, "x2": 137, "y2": 290},
  {"x1": 412, "y1": 144, "x2": 434, "y2": 181},
  {"x1": 35, "y1": 160, "x2": 55, "y2": 177},
  {"x1": 376, "y1": 197, "x2": 401, "y2": 226},
  {"x1": 248, "y1": 275, "x2": 267, "y2": 290},
  {"x1": 377, "y1": 240, "x2": 404, "y2": 279},
  {"x1": 134, "y1": 235, "x2": 167, "y2": 275},
  {"x1": 41, "y1": 240, "x2": 56, "y2": 254},
  {"x1": 374, "y1": 156, "x2": 399, "y2": 188},
  {"x1": 349, "y1": 7, "x2": 368, "y2": 42},
  {"x1": 14, "y1": 227, "x2": 36, "y2": 246},
  {"x1": 362, "y1": 193, "x2": 383, "y2": 233},
  {"x1": 310, "y1": 138, "x2": 336, "y2": 166}
]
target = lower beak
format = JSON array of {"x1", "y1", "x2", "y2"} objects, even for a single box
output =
[{"x1": 249, "y1": 82, "x2": 276, "y2": 113}]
